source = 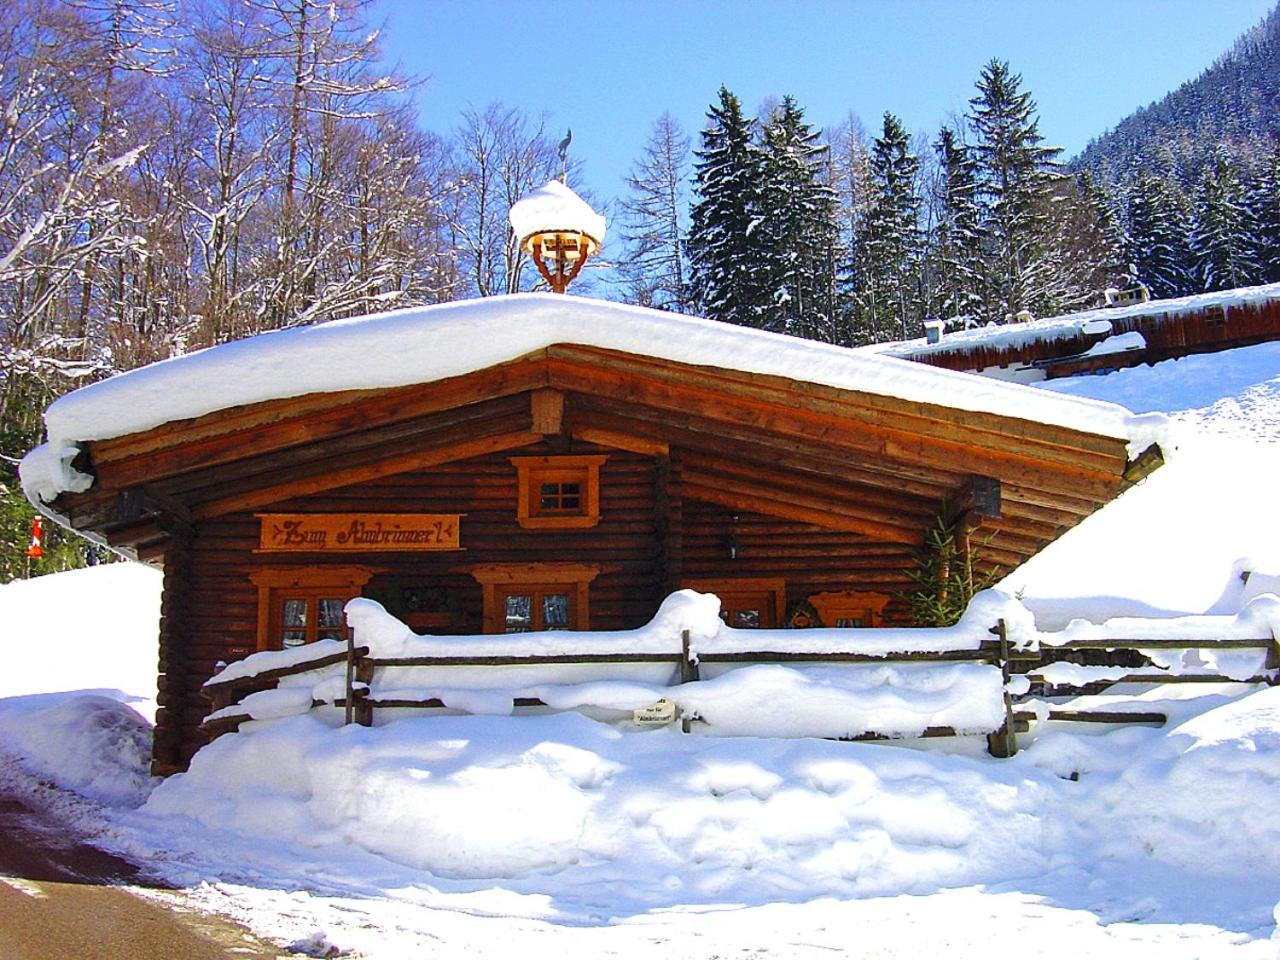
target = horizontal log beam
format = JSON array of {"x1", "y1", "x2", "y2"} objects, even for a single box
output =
[
  {"x1": 547, "y1": 344, "x2": 1131, "y2": 462},
  {"x1": 548, "y1": 359, "x2": 1125, "y2": 500},
  {"x1": 683, "y1": 479, "x2": 922, "y2": 545},
  {"x1": 93, "y1": 354, "x2": 551, "y2": 483},
  {"x1": 190, "y1": 428, "x2": 545, "y2": 520}
]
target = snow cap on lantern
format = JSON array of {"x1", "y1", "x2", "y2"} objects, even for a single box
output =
[{"x1": 509, "y1": 179, "x2": 605, "y2": 294}]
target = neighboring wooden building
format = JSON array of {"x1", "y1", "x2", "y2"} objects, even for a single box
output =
[
  {"x1": 880, "y1": 282, "x2": 1280, "y2": 380},
  {"x1": 21, "y1": 295, "x2": 1160, "y2": 773}
]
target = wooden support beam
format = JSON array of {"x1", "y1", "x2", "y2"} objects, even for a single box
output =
[
  {"x1": 1122, "y1": 442, "x2": 1165, "y2": 488},
  {"x1": 530, "y1": 388, "x2": 565, "y2": 435},
  {"x1": 683, "y1": 479, "x2": 922, "y2": 545},
  {"x1": 682, "y1": 465, "x2": 925, "y2": 544},
  {"x1": 570, "y1": 426, "x2": 669, "y2": 457},
  {"x1": 953, "y1": 476, "x2": 1002, "y2": 519},
  {"x1": 190, "y1": 428, "x2": 544, "y2": 519}
]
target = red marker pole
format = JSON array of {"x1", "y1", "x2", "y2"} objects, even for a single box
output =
[{"x1": 25, "y1": 517, "x2": 44, "y2": 559}]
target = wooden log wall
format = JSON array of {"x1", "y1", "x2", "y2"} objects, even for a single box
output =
[
  {"x1": 152, "y1": 530, "x2": 195, "y2": 774},
  {"x1": 166, "y1": 440, "x2": 937, "y2": 761},
  {"x1": 682, "y1": 501, "x2": 920, "y2": 626},
  {"x1": 169, "y1": 442, "x2": 661, "y2": 760}
]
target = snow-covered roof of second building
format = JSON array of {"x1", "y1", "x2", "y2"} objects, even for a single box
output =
[
  {"x1": 37, "y1": 293, "x2": 1154, "y2": 451},
  {"x1": 869, "y1": 281, "x2": 1280, "y2": 361}
]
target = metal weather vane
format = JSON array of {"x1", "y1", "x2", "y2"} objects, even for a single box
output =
[{"x1": 557, "y1": 128, "x2": 572, "y2": 182}]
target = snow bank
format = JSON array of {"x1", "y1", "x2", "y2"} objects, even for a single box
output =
[
  {"x1": 0, "y1": 694, "x2": 153, "y2": 806},
  {"x1": 1008, "y1": 341, "x2": 1280, "y2": 623},
  {"x1": 145, "y1": 711, "x2": 1054, "y2": 891},
  {"x1": 0, "y1": 563, "x2": 161, "y2": 720},
  {"x1": 1085, "y1": 687, "x2": 1280, "y2": 879},
  {"x1": 21, "y1": 293, "x2": 1158, "y2": 506},
  {"x1": 508, "y1": 180, "x2": 606, "y2": 244},
  {"x1": 142, "y1": 684, "x2": 1280, "y2": 922},
  {"x1": 674, "y1": 663, "x2": 1004, "y2": 738}
]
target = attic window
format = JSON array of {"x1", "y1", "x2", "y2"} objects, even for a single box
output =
[{"x1": 511, "y1": 455, "x2": 605, "y2": 529}]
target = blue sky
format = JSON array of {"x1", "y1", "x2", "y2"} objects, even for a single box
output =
[{"x1": 375, "y1": 0, "x2": 1275, "y2": 206}]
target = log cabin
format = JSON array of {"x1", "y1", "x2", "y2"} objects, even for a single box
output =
[
  {"x1": 876, "y1": 281, "x2": 1280, "y2": 381},
  {"x1": 20, "y1": 293, "x2": 1165, "y2": 774}
]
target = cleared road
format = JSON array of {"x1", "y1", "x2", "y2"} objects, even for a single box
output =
[{"x1": 0, "y1": 793, "x2": 290, "y2": 960}]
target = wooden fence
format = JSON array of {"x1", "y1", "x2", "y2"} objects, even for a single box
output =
[{"x1": 202, "y1": 620, "x2": 1280, "y2": 758}]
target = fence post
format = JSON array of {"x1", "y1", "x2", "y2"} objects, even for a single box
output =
[
  {"x1": 344, "y1": 632, "x2": 356, "y2": 726},
  {"x1": 986, "y1": 618, "x2": 1019, "y2": 758},
  {"x1": 679, "y1": 628, "x2": 699, "y2": 733}
]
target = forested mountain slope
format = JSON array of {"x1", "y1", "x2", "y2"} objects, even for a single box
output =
[{"x1": 1075, "y1": 5, "x2": 1280, "y2": 186}]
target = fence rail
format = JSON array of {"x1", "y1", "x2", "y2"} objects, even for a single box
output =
[{"x1": 201, "y1": 618, "x2": 1280, "y2": 757}]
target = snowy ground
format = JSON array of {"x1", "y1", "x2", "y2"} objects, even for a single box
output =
[{"x1": 3, "y1": 343, "x2": 1280, "y2": 957}]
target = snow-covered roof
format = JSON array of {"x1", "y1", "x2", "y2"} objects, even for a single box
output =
[
  {"x1": 870, "y1": 281, "x2": 1280, "y2": 361},
  {"x1": 21, "y1": 293, "x2": 1162, "y2": 505},
  {"x1": 508, "y1": 180, "x2": 606, "y2": 244}
]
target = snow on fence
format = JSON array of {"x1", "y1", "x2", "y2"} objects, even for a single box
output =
[{"x1": 200, "y1": 590, "x2": 1280, "y2": 759}]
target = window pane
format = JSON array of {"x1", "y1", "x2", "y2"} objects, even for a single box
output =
[
  {"x1": 505, "y1": 594, "x2": 532, "y2": 633},
  {"x1": 282, "y1": 599, "x2": 307, "y2": 628},
  {"x1": 538, "y1": 481, "x2": 582, "y2": 512},
  {"x1": 539, "y1": 482, "x2": 559, "y2": 509},
  {"x1": 835, "y1": 617, "x2": 861, "y2": 628},
  {"x1": 281, "y1": 630, "x2": 307, "y2": 648},
  {"x1": 559, "y1": 482, "x2": 580, "y2": 508},
  {"x1": 318, "y1": 598, "x2": 345, "y2": 628},
  {"x1": 542, "y1": 593, "x2": 569, "y2": 628},
  {"x1": 732, "y1": 608, "x2": 761, "y2": 629},
  {"x1": 317, "y1": 628, "x2": 344, "y2": 642}
]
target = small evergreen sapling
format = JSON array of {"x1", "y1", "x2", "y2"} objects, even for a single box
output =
[{"x1": 905, "y1": 514, "x2": 1001, "y2": 628}]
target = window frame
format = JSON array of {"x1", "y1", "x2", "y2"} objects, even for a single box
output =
[
  {"x1": 471, "y1": 562, "x2": 600, "y2": 633},
  {"x1": 682, "y1": 577, "x2": 787, "y2": 629},
  {"x1": 249, "y1": 566, "x2": 375, "y2": 651},
  {"x1": 510, "y1": 455, "x2": 606, "y2": 529},
  {"x1": 808, "y1": 590, "x2": 891, "y2": 628}
]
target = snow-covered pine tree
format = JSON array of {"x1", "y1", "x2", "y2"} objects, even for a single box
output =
[
  {"x1": 1125, "y1": 168, "x2": 1195, "y2": 298},
  {"x1": 967, "y1": 59, "x2": 1065, "y2": 322},
  {"x1": 1190, "y1": 147, "x2": 1262, "y2": 292},
  {"x1": 1245, "y1": 143, "x2": 1280, "y2": 283},
  {"x1": 757, "y1": 96, "x2": 843, "y2": 338},
  {"x1": 857, "y1": 112, "x2": 922, "y2": 341},
  {"x1": 687, "y1": 87, "x2": 769, "y2": 328},
  {"x1": 929, "y1": 126, "x2": 986, "y2": 324},
  {"x1": 619, "y1": 113, "x2": 691, "y2": 312}
]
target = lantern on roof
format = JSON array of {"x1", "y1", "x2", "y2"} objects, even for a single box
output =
[{"x1": 508, "y1": 180, "x2": 606, "y2": 294}]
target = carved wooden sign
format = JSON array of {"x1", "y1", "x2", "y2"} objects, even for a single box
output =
[{"x1": 256, "y1": 514, "x2": 462, "y2": 553}]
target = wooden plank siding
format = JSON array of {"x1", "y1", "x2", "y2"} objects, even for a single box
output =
[{"x1": 46, "y1": 346, "x2": 1140, "y2": 770}]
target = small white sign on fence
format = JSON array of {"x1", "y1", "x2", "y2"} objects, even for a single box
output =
[{"x1": 632, "y1": 698, "x2": 677, "y2": 727}]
